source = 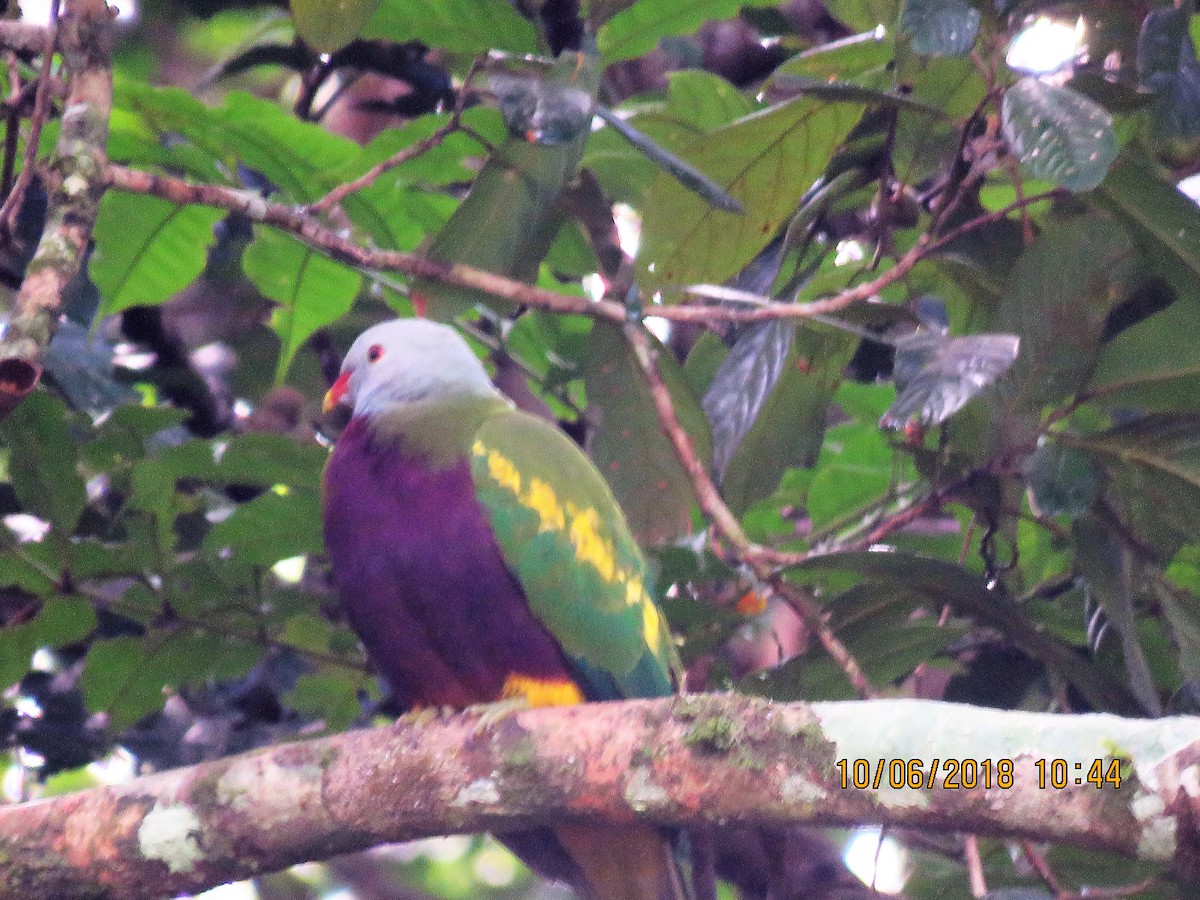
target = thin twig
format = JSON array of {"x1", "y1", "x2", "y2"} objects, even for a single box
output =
[
  {"x1": 964, "y1": 834, "x2": 987, "y2": 897},
  {"x1": 0, "y1": 0, "x2": 58, "y2": 235},
  {"x1": 105, "y1": 163, "x2": 1062, "y2": 329},
  {"x1": 622, "y1": 322, "x2": 877, "y2": 698},
  {"x1": 1020, "y1": 840, "x2": 1062, "y2": 896},
  {"x1": 308, "y1": 60, "x2": 482, "y2": 214}
]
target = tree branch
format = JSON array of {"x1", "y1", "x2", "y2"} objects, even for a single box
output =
[
  {"x1": 1, "y1": 695, "x2": 1197, "y2": 898},
  {"x1": 0, "y1": 0, "x2": 112, "y2": 419}
]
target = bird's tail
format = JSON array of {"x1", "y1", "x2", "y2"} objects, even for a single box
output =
[{"x1": 555, "y1": 822, "x2": 690, "y2": 900}]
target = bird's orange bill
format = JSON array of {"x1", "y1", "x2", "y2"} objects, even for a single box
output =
[{"x1": 322, "y1": 371, "x2": 352, "y2": 414}]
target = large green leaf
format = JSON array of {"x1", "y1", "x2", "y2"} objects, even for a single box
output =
[
  {"x1": 598, "y1": 0, "x2": 778, "y2": 65},
  {"x1": 204, "y1": 489, "x2": 324, "y2": 566},
  {"x1": 0, "y1": 596, "x2": 96, "y2": 691},
  {"x1": 581, "y1": 321, "x2": 712, "y2": 545},
  {"x1": 992, "y1": 216, "x2": 1137, "y2": 411},
  {"x1": 413, "y1": 51, "x2": 600, "y2": 320},
  {"x1": 157, "y1": 433, "x2": 327, "y2": 492},
  {"x1": 0, "y1": 393, "x2": 87, "y2": 536},
  {"x1": 900, "y1": 0, "x2": 980, "y2": 57},
  {"x1": 1090, "y1": 149, "x2": 1200, "y2": 293},
  {"x1": 1000, "y1": 77, "x2": 1118, "y2": 192},
  {"x1": 289, "y1": 0, "x2": 381, "y2": 52},
  {"x1": 639, "y1": 97, "x2": 863, "y2": 293},
  {"x1": 82, "y1": 627, "x2": 260, "y2": 731},
  {"x1": 362, "y1": 0, "x2": 537, "y2": 54},
  {"x1": 242, "y1": 227, "x2": 362, "y2": 379},
  {"x1": 91, "y1": 193, "x2": 223, "y2": 317},
  {"x1": 1087, "y1": 291, "x2": 1200, "y2": 411}
]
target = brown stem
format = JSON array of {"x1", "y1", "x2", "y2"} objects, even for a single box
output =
[
  {"x1": 621, "y1": 323, "x2": 877, "y2": 698},
  {"x1": 0, "y1": 0, "x2": 58, "y2": 235}
]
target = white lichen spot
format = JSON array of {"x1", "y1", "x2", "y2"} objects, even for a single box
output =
[
  {"x1": 1131, "y1": 792, "x2": 1176, "y2": 859},
  {"x1": 625, "y1": 766, "x2": 669, "y2": 812},
  {"x1": 138, "y1": 801, "x2": 204, "y2": 873},
  {"x1": 780, "y1": 774, "x2": 827, "y2": 805},
  {"x1": 61, "y1": 102, "x2": 89, "y2": 126},
  {"x1": 243, "y1": 193, "x2": 269, "y2": 221},
  {"x1": 454, "y1": 778, "x2": 500, "y2": 806},
  {"x1": 62, "y1": 174, "x2": 89, "y2": 197}
]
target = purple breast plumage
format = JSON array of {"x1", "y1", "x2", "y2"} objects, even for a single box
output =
[{"x1": 322, "y1": 416, "x2": 576, "y2": 708}]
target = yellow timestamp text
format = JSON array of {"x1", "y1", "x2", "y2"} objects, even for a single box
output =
[{"x1": 835, "y1": 758, "x2": 1125, "y2": 791}]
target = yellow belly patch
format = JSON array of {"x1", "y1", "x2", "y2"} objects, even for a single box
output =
[{"x1": 502, "y1": 674, "x2": 585, "y2": 707}]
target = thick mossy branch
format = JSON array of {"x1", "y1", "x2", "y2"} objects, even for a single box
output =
[
  {"x1": 0, "y1": 695, "x2": 1198, "y2": 898},
  {"x1": 0, "y1": 0, "x2": 112, "y2": 418}
]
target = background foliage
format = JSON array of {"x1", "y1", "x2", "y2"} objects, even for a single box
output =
[{"x1": 3, "y1": 0, "x2": 1200, "y2": 897}]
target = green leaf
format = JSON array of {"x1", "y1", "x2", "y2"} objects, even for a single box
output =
[
  {"x1": 1065, "y1": 414, "x2": 1200, "y2": 544},
  {"x1": 203, "y1": 489, "x2": 324, "y2": 566},
  {"x1": 992, "y1": 216, "x2": 1136, "y2": 411},
  {"x1": 776, "y1": 29, "x2": 894, "y2": 84},
  {"x1": 581, "y1": 321, "x2": 712, "y2": 545},
  {"x1": 242, "y1": 226, "x2": 362, "y2": 379},
  {"x1": 362, "y1": 0, "x2": 537, "y2": 55},
  {"x1": 158, "y1": 433, "x2": 327, "y2": 492},
  {"x1": 1023, "y1": 443, "x2": 1099, "y2": 518},
  {"x1": 1087, "y1": 291, "x2": 1200, "y2": 412},
  {"x1": 900, "y1": 0, "x2": 980, "y2": 56},
  {"x1": 0, "y1": 393, "x2": 86, "y2": 535},
  {"x1": 598, "y1": 0, "x2": 777, "y2": 65},
  {"x1": 83, "y1": 629, "x2": 259, "y2": 731},
  {"x1": 1000, "y1": 77, "x2": 1118, "y2": 192},
  {"x1": 1090, "y1": 149, "x2": 1200, "y2": 295},
  {"x1": 286, "y1": 672, "x2": 364, "y2": 731},
  {"x1": 639, "y1": 97, "x2": 863, "y2": 293},
  {"x1": 91, "y1": 193, "x2": 223, "y2": 317},
  {"x1": 0, "y1": 596, "x2": 96, "y2": 691},
  {"x1": 664, "y1": 71, "x2": 754, "y2": 131},
  {"x1": 289, "y1": 0, "x2": 382, "y2": 52}
]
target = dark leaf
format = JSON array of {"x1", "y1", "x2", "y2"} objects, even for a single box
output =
[
  {"x1": 1023, "y1": 443, "x2": 1099, "y2": 518},
  {"x1": 881, "y1": 331, "x2": 1019, "y2": 428},
  {"x1": 0, "y1": 393, "x2": 87, "y2": 535},
  {"x1": 581, "y1": 321, "x2": 712, "y2": 545},
  {"x1": 1073, "y1": 515, "x2": 1162, "y2": 715},
  {"x1": 900, "y1": 0, "x2": 981, "y2": 57}
]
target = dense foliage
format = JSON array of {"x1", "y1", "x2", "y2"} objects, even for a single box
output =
[{"x1": 3, "y1": 0, "x2": 1200, "y2": 897}]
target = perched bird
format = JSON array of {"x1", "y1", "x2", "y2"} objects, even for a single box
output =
[{"x1": 321, "y1": 318, "x2": 686, "y2": 899}]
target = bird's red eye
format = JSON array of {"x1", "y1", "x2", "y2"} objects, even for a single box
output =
[{"x1": 366, "y1": 344, "x2": 384, "y2": 363}]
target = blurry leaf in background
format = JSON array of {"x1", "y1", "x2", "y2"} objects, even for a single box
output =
[
  {"x1": 242, "y1": 226, "x2": 362, "y2": 380},
  {"x1": 639, "y1": 97, "x2": 863, "y2": 293},
  {"x1": 288, "y1": 0, "x2": 382, "y2": 53},
  {"x1": 900, "y1": 0, "x2": 980, "y2": 57},
  {"x1": 91, "y1": 193, "x2": 223, "y2": 317},
  {"x1": 881, "y1": 331, "x2": 1019, "y2": 428},
  {"x1": 1001, "y1": 78, "x2": 1118, "y2": 192},
  {"x1": 582, "y1": 321, "x2": 712, "y2": 544}
]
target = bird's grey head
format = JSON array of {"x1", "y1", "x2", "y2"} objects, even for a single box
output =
[{"x1": 324, "y1": 319, "x2": 499, "y2": 418}]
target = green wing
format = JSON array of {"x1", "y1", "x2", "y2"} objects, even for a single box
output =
[{"x1": 470, "y1": 408, "x2": 680, "y2": 700}]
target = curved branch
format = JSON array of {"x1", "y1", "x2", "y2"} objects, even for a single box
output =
[
  {"x1": 0, "y1": 0, "x2": 112, "y2": 419},
  {"x1": 0, "y1": 695, "x2": 1197, "y2": 898}
]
